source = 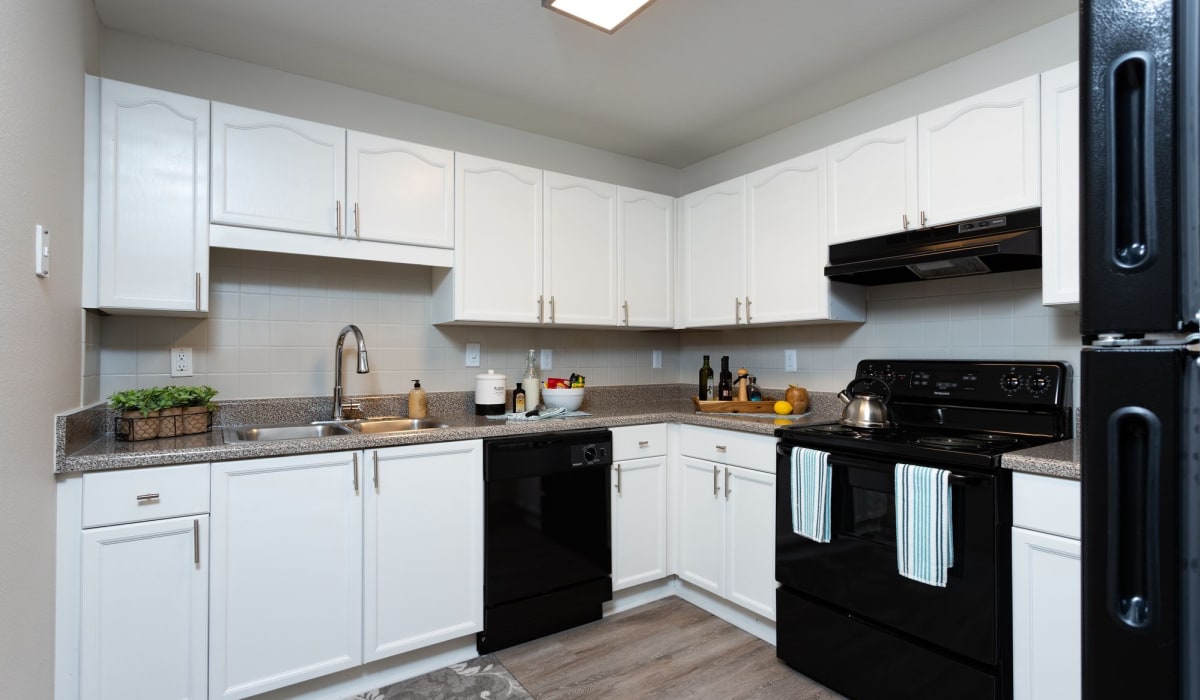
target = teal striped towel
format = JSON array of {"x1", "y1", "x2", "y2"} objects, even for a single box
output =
[
  {"x1": 895, "y1": 463, "x2": 954, "y2": 587},
  {"x1": 791, "y1": 447, "x2": 831, "y2": 543}
]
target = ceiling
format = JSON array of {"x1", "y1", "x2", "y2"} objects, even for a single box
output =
[{"x1": 92, "y1": 0, "x2": 1077, "y2": 168}]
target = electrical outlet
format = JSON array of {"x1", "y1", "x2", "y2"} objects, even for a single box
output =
[
  {"x1": 540, "y1": 349, "x2": 553, "y2": 370},
  {"x1": 465, "y1": 342, "x2": 481, "y2": 367},
  {"x1": 651, "y1": 349, "x2": 662, "y2": 369},
  {"x1": 784, "y1": 349, "x2": 798, "y2": 373},
  {"x1": 171, "y1": 347, "x2": 193, "y2": 378}
]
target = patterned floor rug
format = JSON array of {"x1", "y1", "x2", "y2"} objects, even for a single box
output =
[{"x1": 346, "y1": 654, "x2": 533, "y2": 700}]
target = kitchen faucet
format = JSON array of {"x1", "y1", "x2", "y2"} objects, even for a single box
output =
[{"x1": 332, "y1": 324, "x2": 369, "y2": 421}]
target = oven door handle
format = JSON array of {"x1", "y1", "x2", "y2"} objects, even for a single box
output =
[{"x1": 779, "y1": 445, "x2": 986, "y2": 486}]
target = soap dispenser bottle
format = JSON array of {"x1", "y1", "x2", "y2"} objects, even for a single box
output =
[{"x1": 409, "y1": 379, "x2": 427, "y2": 419}]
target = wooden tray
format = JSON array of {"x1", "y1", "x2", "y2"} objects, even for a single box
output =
[{"x1": 692, "y1": 397, "x2": 781, "y2": 414}]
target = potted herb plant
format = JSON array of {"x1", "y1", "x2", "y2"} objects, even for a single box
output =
[
  {"x1": 157, "y1": 386, "x2": 186, "y2": 437},
  {"x1": 108, "y1": 388, "x2": 161, "y2": 441},
  {"x1": 179, "y1": 385, "x2": 217, "y2": 435}
]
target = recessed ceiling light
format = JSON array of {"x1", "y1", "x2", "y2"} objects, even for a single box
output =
[{"x1": 542, "y1": 0, "x2": 656, "y2": 33}]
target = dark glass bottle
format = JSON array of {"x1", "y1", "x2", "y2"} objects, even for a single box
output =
[
  {"x1": 513, "y1": 382, "x2": 526, "y2": 412},
  {"x1": 718, "y1": 356, "x2": 733, "y2": 401},
  {"x1": 699, "y1": 356, "x2": 714, "y2": 400}
]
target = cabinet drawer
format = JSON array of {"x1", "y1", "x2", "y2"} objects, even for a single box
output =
[
  {"x1": 1012, "y1": 471, "x2": 1080, "y2": 540},
  {"x1": 612, "y1": 424, "x2": 667, "y2": 460},
  {"x1": 82, "y1": 463, "x2": 210, "y2": 528},
  {"x1": 679, "y1": 425, "x2": 776, "y2": 474}
]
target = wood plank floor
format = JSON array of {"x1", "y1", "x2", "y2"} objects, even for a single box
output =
[{"x1": 495, "y1": 597, "x2": 844, "y2": 699}]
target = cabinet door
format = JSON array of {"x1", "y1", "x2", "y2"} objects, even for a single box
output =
[
  {"x1": 98, "y1": 79, "x2": 209, "y2": 313},
  {"x1": 676, "y1": 457, "x2": 725, "y2": 594},
  {"x1": 827, "y1": 118, "x2": 918, "y2": 243},
  {"x1": 543, "y1": 171, "x2": 619, "y2": 325},
  {"x1": 209, "y1": 452, "x2": 363, "y2": 699},
  {"x1": 211, "y1": 102, "x2": 345, "y2": 237},
  {"x1": 918, "y1": 75, "x2": 1041, "y2": 226},
  {"x1": 611, "y1": 456, "x2": 668, "y2": 590},
  {"x1": 80, "y1": 516, "x2": 208, "y2": 700},
  {"x1": 724, "y1": 465, "x2": 777, "y2": 620},
  {"x1": 1040, "y1": 63, "x2": 1081, "y2": 305},
  {"x1": 1012, "y1": 527, "x2": 1081, "y2": 700},
  {"x1": 745, "y1": 151, "x2": 827, "y2": 323},
  {"x1": 618, "y1": 187, "x2": 674, "y2": 328},
  {"x1": 454, "y1": 154, "x2": 544, "y2": 323},
  {"x1": 679, "y1": 179, "x2": 745, "y2": 327},
  {"x1": 364, "y1": 441, "x2": 483, "y2": 662},
  {"x1": 346, "y1": 131, "x2": 453, "y2": 248}
]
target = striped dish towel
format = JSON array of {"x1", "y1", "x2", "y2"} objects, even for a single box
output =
[
  {"x1": 895, "y1": 464, "x2": 954, "y2": 587},
  {"x1": 791, "y1": 447, "x2": 832, "y2": 543}
]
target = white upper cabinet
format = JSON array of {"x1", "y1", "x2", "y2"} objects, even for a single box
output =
[
  {"x1": 827, "y1": 118, "x2": 919, "y2": 244},
  {"x1": 346, "y1": 131, "x2": 453, "y2": 249},
  {"x1": 918, "y1": 75, "x2": 1041, "y2": 226},
  {"x1": 439, "y1": 153, "x2": 544, "y2": 324},
  {"x1": 89, "y1": 78, "x2": 210, "y2": 314},
  {"x1": 618, "y1": 187, "x2": 674, "y2": 328},
  {"x1": 678, "y1": 178, "x2": 746, "y2": 328},
  {"x1": 745, "y1": 151, "x2": 865, "y2": 325},
  {"x1": 543, "y1": 171, "x2": 619, "y2": 325},
  {"x1": 1040, "y1": 62, "x2": 1081, "y2": 306},
  {"x1": 211, "y1": 102, "x2": 345, "y2": 237}
]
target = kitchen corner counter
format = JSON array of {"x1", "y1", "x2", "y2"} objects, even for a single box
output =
[
  {"x1": 56, "y1": 386, "x2": 841, "y2": 474},
  {"x1": 1002, "y1": 438, "x2": 1080, "y2": 480}
]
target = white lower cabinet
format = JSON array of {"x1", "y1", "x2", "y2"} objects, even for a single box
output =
[
  {"x1": 80, "y1": 516, "x2": 209, "y2": 700},
  {"x1": 611, "y1": 455, "x2": 668, "y2": 590},
  {"x1": 364, "y1": 441, "x2": 483, "y2": 661},
  {"x1": 209, "y1": 442, "x2": 484, "y2": 699},
  {"x1": 676, "y1": 427, "x2": 777, "y2": 621}
]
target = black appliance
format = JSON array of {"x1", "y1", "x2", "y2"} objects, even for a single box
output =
[
  {"x1": 775, "y1": 359, "x2": 1072, "y2": 700},
  {"x1": 1081, "y1": 1, "x2": 1200, "y2": 697},
  {"x1": 479, "y1": 429, "x2": 613, "y2": 653},
  {"x1": 824, "y1": 207, "x2": 1042, "y2": 285}
]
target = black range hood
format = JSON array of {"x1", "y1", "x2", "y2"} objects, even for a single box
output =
[{"x1": 824, "y1": 207, "x2": 1041, "y2": 285}]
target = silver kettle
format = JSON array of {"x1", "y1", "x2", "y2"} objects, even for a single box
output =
[{"x1": 837, "y1": 377, "x2": 894, "y2": 429}]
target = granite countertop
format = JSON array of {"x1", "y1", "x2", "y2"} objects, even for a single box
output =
[
  {"x1": 1001, "y1": 438, "x2": 1081, "y2": 481},
  {"x1": 56, "y1": 385, "x2": 842, "y2": 474}
]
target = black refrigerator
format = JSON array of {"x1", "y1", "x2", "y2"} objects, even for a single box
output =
[{"x1": 1081, "y1": 1, "x2": 1200, "y2": 698}]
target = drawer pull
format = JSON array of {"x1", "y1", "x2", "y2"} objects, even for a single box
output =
[
  {"x1": 353, "y1": 454, "x2": 360, "y2": 493},
  {"x1": 725, "y1": 467, "x2": 731, "y2": 498},
  {"x1": 713, "y1": 465, "x2": 719, "y2": 496},
  {"x1": 616, "y1": 463, "x2": 622, "y2": 495},
  {"x1": 193, "y1": 519, "x2": 200, "y2": 565},
  {"x1": 715, "y1": 445, "x2": 727, "y2": 452},
  {"x1": 373, "y1": 451, "x2": 380, "y2": 489},
  {"x1": 135, "y1": 493, "x2": 160, "y2": 502},
  {"x1": 638, "y1": 440, "x2": 650, "y2": 448}
]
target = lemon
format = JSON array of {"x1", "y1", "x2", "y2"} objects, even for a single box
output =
[{"x1": 773, "y1": 400, "x2": 793, "y2": 415}]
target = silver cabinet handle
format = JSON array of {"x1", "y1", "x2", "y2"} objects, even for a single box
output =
[
  {"x1": 745, "y1": 297, "x2": 752, "y2": 323},
  {"x1": 638, "y1": 440, "x2": 649, "y2": 448},
  {"x1": 615, "y1": 463, "x2": 622, "y2": 495},
  {"x1": 920, "y1": 210, "x2": 927, "y2": 227},
  {"x1": 537, "y1": 295, "x2": 544, "y2": 323},
  {"x1": 713, "y1": 464, "x2": 719, "y2": 496},
  {"x1": 193, "y1": 519, "x2": 200, "y2": 565},
  {"x1": 354, "y1": 202, "x2": 361, "y2": 239},
  {"x1": 372, "y1": 451, "x2": 379, "y2": 489},
  {"x1": 549, "y1": 295, "x2": 556, "y2": 323},
  {"x1": 336, "y1": 200, "x2": 343, "y2": 238},
  {"x1": 725, "y1": 467, "x2": 731, "y2": 499},
  {"x1": 135, "y1": 493, "x2": 160, "y2": 502},
  {"x1": 352, "y1": 453, "x2": 359, "y2": 493},
  {"x1": 622, "y1": 301, "x2": 630, "y2": 326},
  {"x1": 902, "y1": 213, "x2": 910, "y2": 230},
  {"x1": 195, "y1": 273, "x2": 201, "y2": 312},
  {"x1": 735, "y1": 298, "x2": 742, "y2": 324},
  {"x1": 715, "y1": 445, "x2": 727, "y2": 452}
]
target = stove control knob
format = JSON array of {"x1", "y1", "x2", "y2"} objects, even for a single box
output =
[
  {"x1": 1001, "y1": 374, "x2": 1024, "y2": 394},
  {"x1": 1028, "y1": 375, "x2": 1050, "y2": 394}
]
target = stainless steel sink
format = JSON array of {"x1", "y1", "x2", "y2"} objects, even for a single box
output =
[
  {"x1": 223, "y1": 423, "x2": 357, "y2": 443},
  {"x1": 352, "y1": 417, "x2": 450, "y2": 433}
]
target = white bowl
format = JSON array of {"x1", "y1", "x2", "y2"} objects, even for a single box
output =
[{"x1": 541, "y1": 387, "x2": 584, "y2": 411}]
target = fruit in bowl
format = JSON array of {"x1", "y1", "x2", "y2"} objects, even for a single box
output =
[{"x1": 541, "y1": 386, "x2": 584, "y2": 411}]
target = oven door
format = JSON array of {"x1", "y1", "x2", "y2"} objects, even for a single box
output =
[{"x1": 775, "y1": 444, "x2": 1000, "y2": 665}]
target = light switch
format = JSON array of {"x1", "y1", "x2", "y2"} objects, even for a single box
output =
[
  {"x1": 540, "y1": 349, "x2": 553, "y2": 370},
  {"x1": 465, "y1": 342, "x2": 481, "y2": 367},
  {"x1": 34, "y1": 225, "x2": 49, "y2": 278},
  {"x1": 784, "y1": 349, "x2": 798, "y2": 373}
]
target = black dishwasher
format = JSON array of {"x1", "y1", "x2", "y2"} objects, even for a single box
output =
[{"x1": 479, "y1": 429, "x2": 613, "y2": 653}]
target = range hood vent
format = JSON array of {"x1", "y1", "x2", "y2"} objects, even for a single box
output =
[{"x1": 824, "y1": 208, "x2": 1041, "y2": 286}]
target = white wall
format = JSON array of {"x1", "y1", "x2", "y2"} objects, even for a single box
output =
[
  {"x1": 99, "y1": 30, "x2": 680, "y2": 196},
  {"x1": 680, "y1": 13, "x2": 1079, "y2": 193},
  {"x1": 0, "y1": 0, "x2": 101, "y2": 695}
]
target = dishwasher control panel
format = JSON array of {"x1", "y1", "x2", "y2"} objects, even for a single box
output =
[{"x1": 570, "y1": 441, "x2": 611, "y2": 467}]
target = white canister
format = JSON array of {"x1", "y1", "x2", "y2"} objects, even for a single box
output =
[{"x1": 474, "y1": 369, "x2": 507, "y2": 415}]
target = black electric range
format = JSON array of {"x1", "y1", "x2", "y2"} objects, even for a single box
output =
[{"x1": 774, "y1": 359, "x2": 1072, "y2": 700}]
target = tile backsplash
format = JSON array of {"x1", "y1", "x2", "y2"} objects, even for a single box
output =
[{"x1": 91, "y1": 252, "x2": 1081, "y2": 407}]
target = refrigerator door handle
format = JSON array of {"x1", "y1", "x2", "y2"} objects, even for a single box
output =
[
  {"x1": 1106, "y1": 51, "x2": 1159, "y2": 272},
  {"x1": 1106, "y1": 405, "x2": 1163, "y2": 629}
]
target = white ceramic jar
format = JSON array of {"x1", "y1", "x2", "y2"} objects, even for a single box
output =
[{"x1": 474, "y1": 369, "x2": 507, "y2": 415}]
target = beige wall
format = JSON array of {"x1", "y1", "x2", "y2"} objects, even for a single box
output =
[{"x1": 0, "y1": 0, "x2": 100, "y2": 695}]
